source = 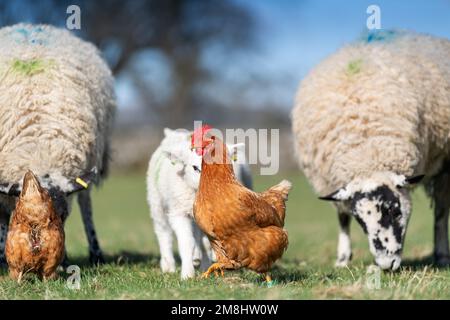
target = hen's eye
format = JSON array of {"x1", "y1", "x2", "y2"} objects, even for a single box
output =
[{"x1": 193, "y1": 165, "x2": 201, "y2": 173}]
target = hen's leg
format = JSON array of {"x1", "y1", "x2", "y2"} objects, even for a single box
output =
[
  {"x1": 9, "y1": 268, "x2": 22, "y2": 283},
  {"x1": 201, "y1": 262, "x2": 225, "y2": 278},
  {"x1": 169, "y1": 215, "x2": 196, "y2": 279},
  {"x1": 78, "y1": 190, "x2": 104, "y2": 265},
  {"x1": 335, "y1": 210, "x2": 352, "y2": 267}
]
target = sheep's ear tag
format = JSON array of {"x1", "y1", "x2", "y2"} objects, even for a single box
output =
[
  {"x1": 75, "y1": 177, "x2": 89, "y2": 189},
  {"x1": 231, "y1": 152, "x2": 238, "y2": 162}
]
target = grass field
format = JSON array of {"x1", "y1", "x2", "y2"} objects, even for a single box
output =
[{"x1": 0, "y1": 171, "x2": 449, "y2": 299}]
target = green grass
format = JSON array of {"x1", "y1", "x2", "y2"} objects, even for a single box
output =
[{"x1": 0, "y1": 172, "x2": 449, "y2": 299}]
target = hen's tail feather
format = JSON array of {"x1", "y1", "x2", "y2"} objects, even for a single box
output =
[{"x1": 269, "y1": 180, "x2": 292, "y2": 200}]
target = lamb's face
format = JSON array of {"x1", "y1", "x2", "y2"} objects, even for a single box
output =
[
  {"x1": 319, "y1": 172, "x2": 423, "y2": 271},
  {"x1": 181, "y1": 149, "x2": 202, "y2": 190},
  {"x1": 350, "y1": 185, "x2": 410, "y2": 270}
]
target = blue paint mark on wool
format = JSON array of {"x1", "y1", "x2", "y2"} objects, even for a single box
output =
[
  {"x1": 10, "y1": 26, "x2": 49, "y2": 46},
  {"x1": 359, "y1": 29, "x2": 406, "y2": 44}
]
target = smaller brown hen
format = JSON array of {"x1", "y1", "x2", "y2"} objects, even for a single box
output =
[
  {"x1": 192, "y1": 126, "x2": 291, "y2": 282},
  {"x1": 6, "y1": 171, "x2": 65, "y2": 282}
]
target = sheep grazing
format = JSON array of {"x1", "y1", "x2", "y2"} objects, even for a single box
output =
[
  {"x1": 0, "y1": 24, "x2": 116, "y2": 265},
  {"x1": 147, "y1": 128, "x2": 252, "y2": 279},
  {"x1": 6, "y1": 171, "x2": 65, "y2": 282},
  {"x1": 292, "y1": 30, "x2": 450, "y2": 270}
]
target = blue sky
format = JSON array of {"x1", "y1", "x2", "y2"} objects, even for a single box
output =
[{"x1": 221, "y1": 0, "x2": 450, "y2": 109}]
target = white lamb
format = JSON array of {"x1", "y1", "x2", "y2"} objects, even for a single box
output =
[{"x1": 147, "y1": 128, "x2": 252, "y2": 279}]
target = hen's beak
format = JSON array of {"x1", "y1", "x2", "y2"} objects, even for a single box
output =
[{"x1": 21, "y1": 170, "x2": 42, "y2": 199}]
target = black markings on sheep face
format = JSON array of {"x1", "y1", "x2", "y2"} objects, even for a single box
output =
[{"x1": 350, "y1": 185, "x2": 409, "y2": 270}]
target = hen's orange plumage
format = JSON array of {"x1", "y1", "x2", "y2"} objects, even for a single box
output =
[
  {"x1": 6, "y1": 171, "x2": 65, "y2": 282},
  {"x1": 193, "y1": 128, "x2": 291, "y2": 279}
]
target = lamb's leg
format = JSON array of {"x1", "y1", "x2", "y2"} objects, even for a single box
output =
[
  {"x1": 431, "y1": 171, "x2": 450, "y2": 266},
  {"x1": 335, "y1": 211, "x2": 352, "y2": 267},
  {"x1": 168, "y1": 215, "x2": 196, "y2": 279},
  {"x1": 153, "y1": 214, "x2": 176, "y2": 273},
  {"x1": 77, "y1": 190, "x2": 104, "y2": 265},
  {"x1": 193, "y1": 224, "x2": 210, "y2": 271},
  {"x1": 202, "y1": 235, "x2": 216, "y2": 262}
]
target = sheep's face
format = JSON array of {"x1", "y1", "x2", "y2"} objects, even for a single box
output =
[
  {"x1": 319, "y1": 172, "x2": 423, "y2": 271},
  {"x1": 350, "y1": 185, "x2": 410, "y2": 270},
  {"x1": 0, "y1": 168, "x2": 98, "y2": 221}
]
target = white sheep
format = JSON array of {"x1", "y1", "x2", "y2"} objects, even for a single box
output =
[
  {"x1": 0, "y1": 24, "x2": 115, "y2": 264},
  {"x1": 292, "y1": 30, "x2": 450, "y2": 270},
  {"x1": 147, "y1": 128, "x2": 252, "y2": 279}
]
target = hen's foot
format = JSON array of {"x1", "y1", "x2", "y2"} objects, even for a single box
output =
[
  {"x1": 264, "y1": 273, "x2": 274, "y2": 287},
  {"x1": 201, "y1": 263, "x2": 224, "y2": 279}
]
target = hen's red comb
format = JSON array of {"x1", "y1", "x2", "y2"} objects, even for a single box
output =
[
  {"x1": 191, "y1": 124, "x2": 212, "y2": 156},
  {"x1": 191, "y1": 124, "x2": 212, "y2": 146}
]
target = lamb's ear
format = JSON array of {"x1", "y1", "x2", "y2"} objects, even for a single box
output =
[
  {"x1": 163, "y1": 128, "x2": 174, "y2": 137},
  {"x1": 65, "y1": 167, "x2": 98, "y2": 195},
  {"x1": 226, "y1": 143, "x2": 245, "y2": 162},
  {"x1": 318, "y1": 187, "x2": 350, "y2": 201},
  {"x1": 161, "y1": 150, "x2": 185, "y2": 173},
  {"x1": 0, "y1": 182, "x2": 21, "y2": 197}
]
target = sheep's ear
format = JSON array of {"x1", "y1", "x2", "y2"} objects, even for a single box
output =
[
  {"x1": 405, "y1": 174, "x2": 424, "y2": 185},
  {"x1": 0, "y1": 182, "x2": 21, "y2": 197},
  {"x1": 395, "y1": 174, "x2": 424, "y2": 188},
  {"x1": 318, "y1": 187, "x2": 350, "y2": 201},
  {"x1": 65, "y1": 167, "x2": 98, "y2": 195}
]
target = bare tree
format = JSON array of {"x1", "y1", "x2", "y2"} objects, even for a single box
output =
[{"x1": 0, "y1": 0, "x2": 257, "y2": 127}]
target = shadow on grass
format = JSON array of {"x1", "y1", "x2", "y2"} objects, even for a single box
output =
[
  {"x1": 401, "y1": 254, "x2": 449, "y2": 270},
  {"x1": 269, "y1": 262, "x2": 308, "y2": 284},
  {"x1": 65, "y1": 251, "x2": 160, "y2": 268}
]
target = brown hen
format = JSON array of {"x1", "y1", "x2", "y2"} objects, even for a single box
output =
[
  {"x1": 5, "y1": 171, "x2": 65, "y2": 282},
  {"x1": 192, "y1": 126, "x2": 291, "y2": 281}
]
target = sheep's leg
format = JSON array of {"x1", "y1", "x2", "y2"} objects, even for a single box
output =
[
  {"x1": 0, "y1": 221, "x2": 8, "y2": 266},
  {"x1": 0, "y1": 203, "x2": 12, "y2": 266},
  {"x1": 153, "y1": 214, "x2": 176, "y2": 273},
  {"x1": 433, "y1": 203, "x2": 450, "y2": 265},
  {"x1": 431, "y1": 170, "x2": 450, "y2": 266},
  {"x1": 168, "y1": 215, "x2": 196, "y2": 279},
  {"x1": 335, "y1": 211, "x2": 352, "y2": 267},
  {"x1": 77, "y1": 190, "x2": 104, "y2": 265}
]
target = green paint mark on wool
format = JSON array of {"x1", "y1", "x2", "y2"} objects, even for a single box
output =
[
  {"x1": 154, "y1": 151, "x2": 166, "y2": 186},
  {"x1": 346, "y1": 59, "x2": 363, "y2": 76},
  {"x1": 11, "y1": 59, "x2": 53, "y2": 76}
]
